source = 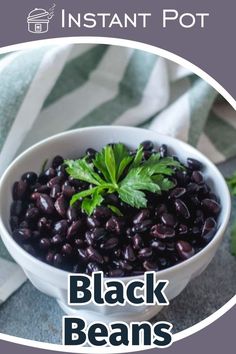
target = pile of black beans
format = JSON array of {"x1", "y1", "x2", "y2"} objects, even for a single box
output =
[{"x1": 9, "y1": 141, "x2": 221, "y2": 277}]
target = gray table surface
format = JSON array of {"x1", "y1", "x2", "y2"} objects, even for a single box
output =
[{"x1": 0, "y1": 159, "x2": 235, "y2": 344}]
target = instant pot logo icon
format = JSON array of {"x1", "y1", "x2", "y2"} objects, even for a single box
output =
[{"x1": 27, "y1": 3, "x2": 56, "y2": 33}]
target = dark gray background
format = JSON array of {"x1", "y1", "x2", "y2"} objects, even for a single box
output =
[{"x1": 0, "y1": 0, "x2": 236, "y2": 353}]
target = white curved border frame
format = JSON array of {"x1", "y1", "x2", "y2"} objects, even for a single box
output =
[{"x1": 0, "y1": 36, "x2": 235, "y2": 353}]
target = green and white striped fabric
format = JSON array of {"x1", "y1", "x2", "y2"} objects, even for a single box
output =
[
  {"x1": 0, "y1": 43, "x2": 236, "y2": 176},
  {"x1": 0, "y1": 43, "x2": 235, "y2": 299}
]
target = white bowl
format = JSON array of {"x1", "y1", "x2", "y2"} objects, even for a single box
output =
[{"x1": 0, "y1": 126, "x2": 231, "y2": 323}]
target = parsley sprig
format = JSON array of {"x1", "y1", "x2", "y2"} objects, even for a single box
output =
[{"x1": 65, "y1": 143, "x2": 183, "y2": 215}]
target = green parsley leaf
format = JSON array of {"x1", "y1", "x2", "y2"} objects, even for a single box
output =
[
  {"x1": 152, "y1": 175, "x2": 175, "y2": 191},
  {"x1": 65, "y1": 158, "x2": 104, "y2": 185},
  {"x1": 81, "y1": 189, "x2": 104, "y2": 216},
  {"x1": 143, "y1": 155, "x2": 183, "y2": 175},
  {"x1": 118, "y1": 186, "x2": 147, "y2": 208},
  {"x1": 119, "y1": 166, "x2": 161, "y2": 193},
  {"x1": 107, "y1": 204, "x2": 124, "y2": 216},
  {"x1": 70, "y1": 186, "x2": 100, "y2": 206},
  {"x1": 65, "y1": 142, "x2": 183, "y2": 215},
  {"x1": 104, "y1": 145, "x2": 117, "y2": 185},
  {"x1": 128, "y1": 145, "x2": 144, "y2": 170},
  {"x1": 93, "y1": 148, "x2": 111, "y2": 182}
]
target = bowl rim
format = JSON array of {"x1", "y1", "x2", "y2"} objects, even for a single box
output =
[{"x1": 0, "y1": 125, "x2": 231, "y2": 282}]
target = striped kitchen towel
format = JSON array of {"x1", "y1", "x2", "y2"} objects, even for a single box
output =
[{"x1": 0, "y1": 43, "x2": 235, "y2": 301}]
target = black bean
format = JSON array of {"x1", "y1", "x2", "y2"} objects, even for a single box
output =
[
  {"x1": 133, "y1": 219, "x2": 152, "y2": 233},
  {"x1": 90, "y1": 228, "x2": 107, "y2": 242},
  {"x1": 159, "y1": 144, "x2": 168, "y2": 158},
  {"x1": 143, "y1": 150, "x2": 152, "y2": 160},
  {"x1": 202, "y1": 230, "x2": 216, "y2": 244},
  {"x1": 155, "y1": 204, "x2": 168, "y2": 216},
  {"x1": 39, "y1": 238, "x2": 51, "y2": 250},
  {"x1": 176, "y1": 241, "x2": 194, "y2": 260},
  {"x1": 85, "y1": 231, "x2": 93, "y2": 245},
  {"x1": 86, "y1": 216, "x2": 100, "y2": 229},
  {"x1": 46, "y1": 167, "x2": 56, "y2": 178},
  {"x1": 34, "y1": 185, "x2": 50, "y2": 194},
  {"x1": 132, "y1": 234, "x2": 143, "y2": 250},
  {"x1": 54, "y1": 195, "x2": 68, "y2": 217},
  {"x1": 140, "y1": 140, "x2": 153, "y2": 151},
  {"x1": 50, "y1": 184, "x2": 61, "y2": 199},
  {"x1": 77, "y1": 248, "x2": 88, "y2": 261},
  {"x1": 106, "y1": 216, "x2": 124, "y2": 235},
  {"x1": 51, "y1": 234, "x2": 64, "y2": 245},
  {"x1": 86, "y1": 262, "x2": 102, "y2": 273},
  {"x1": 166, "y1": 242, "x2": 175, "y2": 252},
  {"x1": 186, "y1": 183, "x2": 199, "y2": 194},
  {"x1": 62, "y1": 243, "x2": 73, "y2": 256},
  {"x1": 201, "y1": 199, "x2": 221, "y2": 215},
  {"x1": 208, "y1": 193, "x2": 218, "y2": 202},
  {"x1": 175, "y1": 171, "x2": 189, "y2": 186},
  {"x1": 32, "y1": 231, "x2": 40, "y2": 240},
  {"x1": 10, "y1": 200, "x2": 23, "y2": 217},
  {"x1": 25, "y1": 207, "x2": 40, "y2": 221},
  {"x1": 143, "y1": 260, "x2": 158, "y2": 271},
  {"x1": 13, "y1": 228, "x2": 31, "y2": 242},
  {"x1": 12, "y1": 180, "x2": 28, "y2": 200},
  {"x1": 47, "y1": 176, "x2": 63, "y2": 187},
  {"x1": 73, "y1": 264, "x2": 82, "y2": 273},
  {"x1": 37, "y1": 217, "x2": 52, "y2": 233},
  {"x1": 19, "y1": 221, "x2": 29, "y2": 229},
  {"x1": 74, "y1": 238, "x2": 84, "y2": 247},
  {"x1": 93, "y1": 206, "x2": 111, "y2": 221},
  {"x1": 68, "y1": 177, "x2": 84, "y2": 188},
  {"x1": 21, "y1": 172, "x2": 38, "y2": 185},
  {"x1": 87, "y1": 246, "x2": 104, "y2": 264},
  {"x1": 67, "y1": 206, "x2": 78, "y2": 222},
  {"x1": 53, "y1": 253, "x2": 63, "y2": 267},
  {"x1": 100, "y1": 237, "x2": 119, "y2": 250},
  {"x1": 169, "y1": 187, "x2": 186, "y2": 199},
  {"x1": 67, "y1": 221, "x2": 82, "y2": 239},
  {"x1": 190, "y1": 196, "x2": 200, "y2": 207},
  {"x1": 151, "y1": 224, "x2": 175, "y2": 239},
  {"x1": 123, "y1": 245, "x2": 136, "y2": 262},
  {"x1": 105, "y1": 193, "x2": 120, "y2": 206},
  {"x1": 138, "y1": 247, "x2": 152, "y2": 259},
  {"x1": 52, "y1": 155, "x2": 64, "y2": 169},
  {"x1": 158, "y1": 257, "x2": 169, "y2": 269},
  {"x1": 175, "y1": 199, "x2": 190, "y2": 219},
  {"x1": 133, "y1": 209, "x2": 150, "y2": 224},
  {"x1": 202, "y1": 217, "x2": 216, "y2": 235},
  {"x1": 30, "y1": 192, "x2": 40, "y2": 201},
  {"x1": 119, "y1": 260, "x2": 133, "y2": 272},
  {"x1": 191, "y1": 171, "x2": 204, "y2": 184},
  {"x1": 45, "y1": 250, "x2": 56, "y2": 264},
  {"x1": 37, "y1": 194, "x2": 55, "y2": 215},
  {"x1": 187, "y1": 158, "x2": 203, "y2": 170},
  {"x1": 86, "y1": 148, "x2": 97, "y2": 159},
  {"x1": 108, "y1": 269, "x2": 124, "y2": 277},
  {"x1": 10, "y1": 216, "x2": 19, "y2": 231},
  {"x1": 62, "y1": 184, "x2": 75, "y2": 199},
  {"x1": 53, "y1": 220, "x2": 68, "y2": 236},
  {"x1": 178, "y1": 224, "x2": 188, "y2": 236},
  {"x1": 150, "y1": 239, "x2": 166, "y2": 252},
  {"x1": 161, "y1": 213, "x2": 177, "y2": 227}
]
